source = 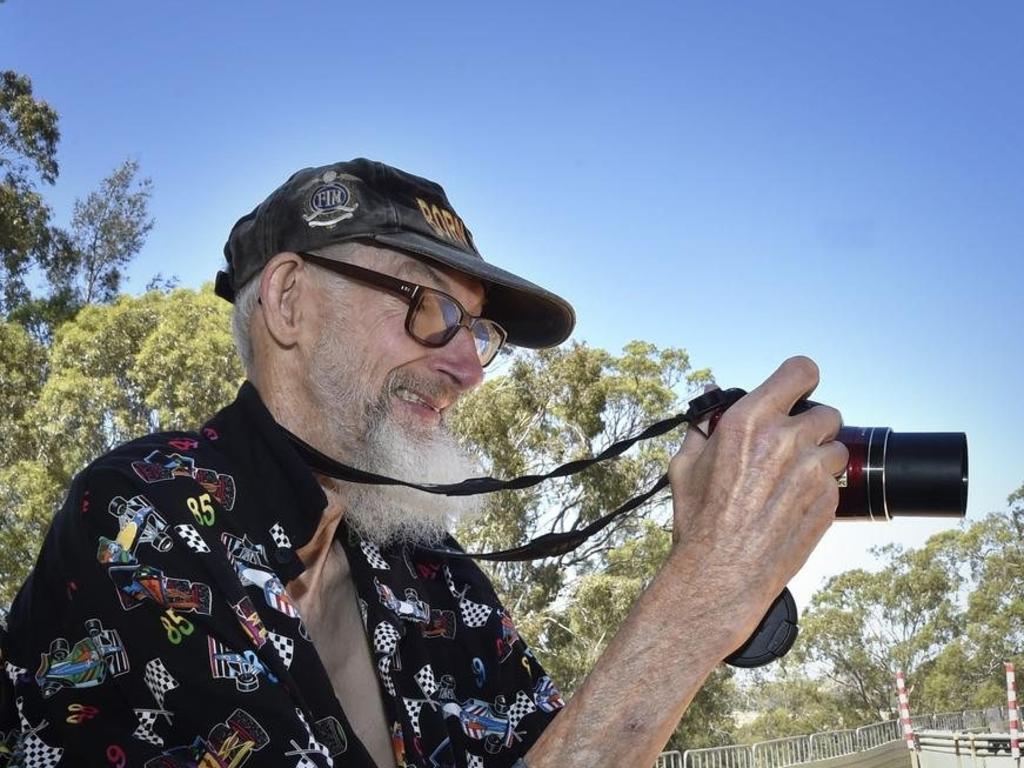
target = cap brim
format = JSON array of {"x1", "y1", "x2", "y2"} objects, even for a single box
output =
[{"x1": 370, "y1": 231, "x2": 575, "y2": 349}]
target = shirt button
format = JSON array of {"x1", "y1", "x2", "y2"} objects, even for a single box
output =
[{"x1": 274, "y1": 547, "x2": 295, "y2": 564}]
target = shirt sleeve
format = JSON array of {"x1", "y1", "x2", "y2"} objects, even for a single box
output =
[{"x1": 1, "y1": 460, "x2": 330, "y2": 768}]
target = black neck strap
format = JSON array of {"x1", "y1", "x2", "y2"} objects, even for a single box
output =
[{"x1": 283, "y1": 388, "x2": 746, "y2": 562}]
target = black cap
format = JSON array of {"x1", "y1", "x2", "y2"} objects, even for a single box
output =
[{"x1": 217, "y1": 158, "x2": 575, "y2": 348}]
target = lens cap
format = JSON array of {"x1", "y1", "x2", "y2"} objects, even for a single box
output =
[{"x1": 724, "y1": 588, "x2": 799, "y2": 668}]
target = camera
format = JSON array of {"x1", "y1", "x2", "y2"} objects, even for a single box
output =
[
  {"x1": 686, "y1": 387, "x2": 969, "y2": 667},
  {"x1": 690, "y1": 387, "x2": 968, "y2": 522}
]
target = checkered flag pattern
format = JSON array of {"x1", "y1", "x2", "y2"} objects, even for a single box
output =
[
  {"x1": 445, "y1": 567, "x2": 492, "y2": 628},
  {"x1": 174, "y1": 524, "x2": 210, "y2": 553},
  {"x1": 360, "y1": 540, "x2": 390, "y2": 570},
  {"x1": 460, "y1": 596, "x2": 492, "y2": 629},
  {"x1": 373, "y1": 620, "x2": 400, "y2": 696},
  {"x1": 14, "y1": 694, "x2": 29, "y2": 728},
  {"x1": 16, "y1": 729, "x2": 64, "y2": 768},
  {"x1": 133, "y1": 708, "x2": 166, "y2": 746},
  {"x1": 377, "y1": 656, "x2": 396, "y2": 697},
  {"x1": 506, "y1": 690, "x2": 537, "y2": 730},
  {"x1": 269, "y1": 522, "x2": 291, "y2": 549},
  {"x1": 268, "y1": 631, "x2": 295, "y2": 669},
  {"x1": 402, "y1": 697, "x2": 426, "y2": 737},
  {"x1": 293, "y1": 708, "x2": 333, "y2": 768},
  {"x1": 373, "y1": 621, "x2": 400, "y2": 656},
  {"x1": 414, "y1": 664, "x2": 438, "y2": 700},
  {"x1": 144, "y1": 658, "x2": 179, "y2": 709},
  {"x1": 467, "y1": 753, "x2": 484, "y2": 768},
  {"x1": 399, "y1": 663, "x2": 441, "y2": 737},
  {"x1": 443, "y1": 565, "x2": 460, "y2": 597}
]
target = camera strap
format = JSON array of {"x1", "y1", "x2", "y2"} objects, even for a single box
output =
[
  {"x1": 286, "y1": 387, "x2": 800, "y2": 669},
  {"x1": 282, "y1": 387, "x2": 747, "y2": 562}
]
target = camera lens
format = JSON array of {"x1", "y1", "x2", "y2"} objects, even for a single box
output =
[{"x1": 836, "y1": 427, "x2": 968, "y2": 520}]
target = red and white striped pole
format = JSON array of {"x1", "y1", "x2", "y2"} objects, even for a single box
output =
[
  {"x1": 1006, "y1": 662, "x2": 1020, "y2": 760},
  {"x1": 896, "y1": 671, "x2": 916, "y2": 752}
]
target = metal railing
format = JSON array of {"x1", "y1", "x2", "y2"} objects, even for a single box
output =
[
  {"x1": 963, "y1": 708, "x2": 988, "y2": 729},
  {"x1": 808, "y1": 728, "x2": 857, "y2": 759},
  {"x1": 916, "y1": 730, "x2": 1013, "y2": 757},
  {"x1": 655, "y1": 752, "x2": 685, "y2": 768},
  {"x1": 929, "y1": 711, "x2": 965, "y2": 731},
  {"x1": 854, "y1": 719, "x2": 901, "y2": 750},
  {"x1": 678, "y1": 743, "x2": 753, "y2": 768},
  {"x1": 752, "y1": 735, "x2": 812, "y2": 767},
  {"x1": 671, "y1": 708, "x2": 1009, "y2": 768},
  {"x1": 909, "y1": 714, "x2": 933, "y2": 730}
]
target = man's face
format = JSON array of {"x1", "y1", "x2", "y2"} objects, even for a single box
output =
[{"x1": 303, "y1": 244, "x2": 487, "y2": 544}]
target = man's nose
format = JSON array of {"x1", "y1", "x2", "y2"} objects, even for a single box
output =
[{"x1": 432, "y1": 327, "x2": 484, "y2": 391}]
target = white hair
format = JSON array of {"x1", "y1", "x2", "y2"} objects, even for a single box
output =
[
  {"x1": 229, "y1": 241, "x2": 366, "y2": 376},
  {"x1": 231, "y1": 276, "x2": 262, "y2": 375}
]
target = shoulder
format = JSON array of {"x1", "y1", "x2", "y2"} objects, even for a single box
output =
[
  {"x1": 70, "y1": 426, "x2": 241, "y2": 516},
  {"x1": 38, "y1": 429, "x2": 237, "y2": 572},
  {"x1": 88, "y1": 427, "x2": 229, "y2": 483}
]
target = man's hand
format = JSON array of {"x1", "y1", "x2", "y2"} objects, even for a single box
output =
[
  {"x1": 527, "y1": 356, "x2": 848, "y2": 768},
  {"x1": 666, "y1": 356, "x2": 848, "y2": 652}
]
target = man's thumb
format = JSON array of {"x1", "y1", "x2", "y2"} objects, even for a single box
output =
[{"x1": 680, "y1": 383, "x2": 718, "y2": 456}]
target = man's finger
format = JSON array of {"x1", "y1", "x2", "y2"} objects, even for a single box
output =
[
  {"x1": 744, "y1": 356, "x2": 821, "y2": 416},
  {"x1": 680, "y1": 382, "x2": 718, "y2": 456},
  {"x1": 680, "y1": 419, "x2": 708, "y2": 456},
  {"x1": 793, "y1": 403, "x2": 843, "y2": 445},
  {"x1": 820, "y1": 439, "x2": 851, "y2": 478}
]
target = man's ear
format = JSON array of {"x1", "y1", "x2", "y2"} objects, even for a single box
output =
[{"x1": 259, "y1": 252, "x2": 315, "y2": 348}]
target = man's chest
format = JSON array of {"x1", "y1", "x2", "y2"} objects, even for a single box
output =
[{"x1": 289, "y1": 540, "x2": 396, "y2": 767}]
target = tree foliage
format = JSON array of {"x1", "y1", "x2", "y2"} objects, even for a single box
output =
[
  {"x1": 797, "y1": 533, "x2": 964, "y2": 721},
  {"x1": 45, "y1": 158, "x2": 154, "y2": 307},
  {"x1": 12, "y1": 159, "x2": 154, "y2": 338},
  {"x1": 451, "y1": 341, "x2": 711, "y2": 608},
  {"x1": 735, "y1": 667, "x2": 851, "y2": 742},
  {"x1": 0, "y1": 70, "x2": 153, "y2": 339},
  {"x1": 0, "y1": 70, "x2": 59, "y2": 316},
  {"x1": 737, "y1": 489, "x2": 1024, "y2": 739},
  {"x1": 0, "y1": 286, "x2": 243, "y2": 604},
  {"x1": 449, "y1": 341, "x2": 733, "y2": 749}
]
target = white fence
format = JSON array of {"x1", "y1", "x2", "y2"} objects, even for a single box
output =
[
  {"x1": 753, "y1": 735, "x2": 813, "y2": 767},
  {"x1": 808, "y1": 728, "x2": 857, "y2": 759},
  {"x1": 662, "y1": 709, "x2": 1007, "y2": 768},
  {"x1": 655, "y1": 752, "x2": 686, "y2": 768}
]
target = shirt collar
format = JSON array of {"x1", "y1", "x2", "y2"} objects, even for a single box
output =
[{"x1": 202, "y1": 380, "x2": 328, "y2": 580}]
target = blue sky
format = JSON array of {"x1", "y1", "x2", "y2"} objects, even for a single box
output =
[{"x1": 4, "y1": 0, "x2": 1022, "y2": 606}]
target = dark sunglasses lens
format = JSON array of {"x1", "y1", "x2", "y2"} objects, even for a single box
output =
[
  {"x1": 411, "y1": 290, "x2": 504, "y2": 365},
  {"x1": 411, "y1": 291, "x2": 458, "y2": 345},
  {"x1": 472, "y1": 321, "x2": 500, "y2": 365}
]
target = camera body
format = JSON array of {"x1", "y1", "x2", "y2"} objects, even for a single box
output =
[{"x1": 687, "y1": 387, "x2": 969, "y2": 667}]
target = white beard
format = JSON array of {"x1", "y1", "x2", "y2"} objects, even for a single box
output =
[
  {"x1": 309, "y1": 328, "x2": 484, "y2": 546},
  {"x1": 342, "y1": 398, "x2": 485, "y2": 546}
]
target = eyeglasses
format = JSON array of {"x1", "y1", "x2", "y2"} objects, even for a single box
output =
[{"x1": 300, "y1": 252, "x2": 508, "y2": 367}]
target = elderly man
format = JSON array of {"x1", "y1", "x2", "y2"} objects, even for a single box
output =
[{"x1": 0, "y1": 159, "x2": 846, "y2": 768}]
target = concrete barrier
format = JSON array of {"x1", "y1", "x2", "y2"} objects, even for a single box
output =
[{"x1": 917, "y1": 730, "x2": 1019, "y2": 767}]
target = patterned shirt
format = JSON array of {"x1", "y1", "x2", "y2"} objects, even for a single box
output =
[{"x1": 0, "y1": 382, "x2": 563, "y2": 767}]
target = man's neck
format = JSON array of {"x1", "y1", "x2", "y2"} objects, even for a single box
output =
[{"x1": 251, "y1": 367, "x2": 358, "y2": 465}]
